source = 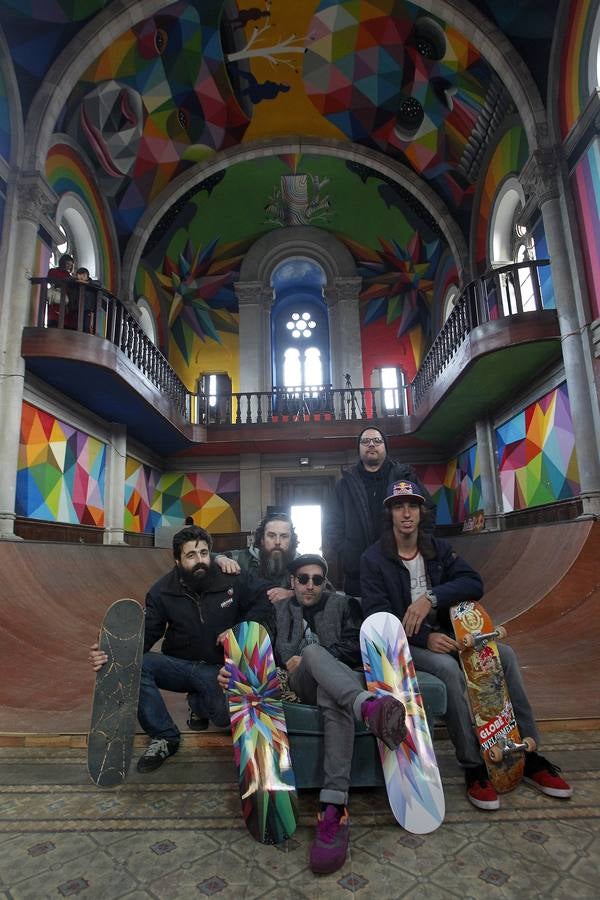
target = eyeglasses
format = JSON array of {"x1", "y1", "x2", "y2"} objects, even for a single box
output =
[
  {"x1": 360, "y1": 437, "x2": 384, "y2": 446},
  {"x1": 295, "y1": 573, "x2": 325, "y2": 586}
]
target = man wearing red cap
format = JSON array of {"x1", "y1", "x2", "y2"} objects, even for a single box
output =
[
  {"x1": 327, "y1": 427, "x2": 434, "y2": 597},
  {"x1": 360, "y1": 480, "x2": 572, "y2": 810}
]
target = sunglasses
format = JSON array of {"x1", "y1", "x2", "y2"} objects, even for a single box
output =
[
  {"x1": 295, "y1": 573, "x2": 325, "y2": 586},
  {"x1": 360, "y1": 437, "x2": 384, "y2": 445}
]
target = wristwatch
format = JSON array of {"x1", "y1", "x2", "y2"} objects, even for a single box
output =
[{"x1": 425, "y1": 589, "x2": 438, "y2": 609}]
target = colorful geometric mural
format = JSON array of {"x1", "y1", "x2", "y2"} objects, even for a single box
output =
[
  {"x1": 416, "y1": 444, "x2": 481, "y2": 526},
  {"x1": 45, "y1": 141, "x2": 118, "y2": 292},
  {"x1": 16, "y1": 402, "x2": 105, "y2": 526},
  {"x1": 473, "y1": 122, "x2": 529, "y2": 270},
  {"x1": 557, "y1": 0, "x2": 596, "y2": 138},
  {"x1": 125, "y1": 457, "x2": 240, "y2": 534},
  {"x1": 571, "y1": 137, "x2": 600, "y2": 321},
  {"x1": 496, "y1": 383, "x2": 580, "y2": 513}
]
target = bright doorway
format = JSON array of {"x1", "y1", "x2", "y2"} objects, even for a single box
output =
[{"x1": 290, "y1": 504, "x2": 322, "y2": 555}]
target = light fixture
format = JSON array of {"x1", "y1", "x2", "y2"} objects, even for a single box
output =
[{"x1": 299, "y1": 456, "x2": 310, "y2": 466}]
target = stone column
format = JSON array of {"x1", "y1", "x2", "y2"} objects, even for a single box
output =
[
  {"x1": 103, "y1": 423, "x2": 128, "y2": 545},
  {"x1": 324, "y1": 276, "x2": 363, "y2": 389},
  {"x1": 0, "y1": 173, "x2": 57, "y2": 540},
  {"x1": 475, "y1": 417, "x2": 503, "y2": 531},
  {"x1": 521, "y1": 149, "x2": 600, "y2": 516},
  {"x1": 235, "y1": 281, "x2": 273, "y2": 393}
]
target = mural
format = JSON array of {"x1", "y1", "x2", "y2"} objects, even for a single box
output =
[
  {"x1": 125, "y1": 457, "x2": 240, "y2": 533},
  {"x1": 496, "y1": 383, "x2": 580, "y2": 512},
  {"x1": 571, "y1": 138, "x2": 600, "y2": 321},
  {"x1": 557, "y1": 0, "x2": 596, "y2": 139},
  {"x1": 417, "y1": 444, "x2": 481, "y2": 526},
  {"x1": 136, "y1": 153, "x2": 447, "y2": 387},
  {"x1": 45, "y1": 140, "x2": 118, "y2": 292},
  {"x1": 16, "y1": 402, "x2": 105, "y2": 526}
]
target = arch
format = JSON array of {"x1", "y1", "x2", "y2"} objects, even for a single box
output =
[
  {"x1": 136, "y1": 296, "x2": 158, "y2": 344},
  {"x1": 489, "y1": 177, "x2": 526, "y2": 265},
  {"x1": 55, "y1": 192, "x2": 101, "y2": 280},
  {"x1": 240, "y1": 225, "x2": 356, "y2": 286},
  {"x1": 0, "y1": 26, "x2": 23, "y2": 167}
]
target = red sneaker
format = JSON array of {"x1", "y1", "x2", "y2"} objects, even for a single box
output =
[
  {"x1": 309, "y1": 805, "x2": 350, "y2": 875},
  {"x1": 465, "y1": 765, "x2": 499, "y2": 810},
  {"x1": 524, "y1": 753, "x2": 572, "y2": 798}
]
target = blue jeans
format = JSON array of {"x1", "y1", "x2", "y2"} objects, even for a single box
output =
[{"x1": 138, "y1": 651, "x2": 230, "y2": 742}]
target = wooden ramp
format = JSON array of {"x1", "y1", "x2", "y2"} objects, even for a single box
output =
[{"x1": 0, "y1": 522, "x2": 598, "y2": 735}]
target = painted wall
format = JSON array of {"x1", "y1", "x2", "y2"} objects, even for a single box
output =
[
  {"x1": 557, "y1": 0, "x2": 596, "y2": 139},
  {"x1": 416, "y1": 444, "x2": 481, "y2": 526},
  {"x1": 125, "y1": 457, "x2": 241, "y2": 534},
  {"x1": 16, "y1": 402, "x2": 106, "y2": 526},
  {"x1": 496, "y1": 383, "x2": 580, "y2": 512},
  {"x1": 571, "y1": 137, "x2": 600, "y2": 321}
]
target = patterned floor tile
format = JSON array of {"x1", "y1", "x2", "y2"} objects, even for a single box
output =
[
  {"x1": 9, "y1": 846, "x2": 138, "y2": 900},
  {"x1": 104, "y1": 829, "x2": 220, "y2": 882}
]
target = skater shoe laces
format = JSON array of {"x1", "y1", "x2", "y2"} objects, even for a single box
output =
[
  {"x1": 524, "y1": 753, "x2": 572, "y2": 798},
  {"x1": 361, "y1": 695, "x2": 407, "y2": 750},
  {"x1": 309, "y1": 805, "x2": 350, "y2": 875},
  {"x1": 136, "y1": 738, "x2": 179, "y2": 773},
  {"x1": 465, "y1": 765, "x2": 499, "y2": 810}
]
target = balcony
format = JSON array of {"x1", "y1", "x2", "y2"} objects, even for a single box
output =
[{"x1": 22, "y1": 261, "x2": 561, "y2": 455}]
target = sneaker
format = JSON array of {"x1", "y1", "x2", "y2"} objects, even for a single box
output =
[
  {"x1": 465, "y1": 765, "x2": 500, "y2": 810},
  {"x1": 136, "y1": 738, "x2": 179, "y2": 773},
  {"x1": 187, "y1": 706, "x2": 209, "y2": 731},
  {"x1": 524, "y1": 752, "x2": 572, "y2": 798},
  {"x1": 309, "y1": 805, "x2": 350, "y2": 875},
  {"x1": 361, "y1": 695, "x2": 406, "y2": 750}
]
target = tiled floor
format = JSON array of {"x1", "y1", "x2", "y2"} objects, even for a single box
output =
[{"x1": 0, "y1": 730, "x2": 598, "y2": 899}]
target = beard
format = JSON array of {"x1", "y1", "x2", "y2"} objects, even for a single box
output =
[
  {"x1": 180, "y1": 562, "x2": 212, "y2": 591},
  {"x1": 259, "y1": 547, "x2": 294, "y2": 579}
]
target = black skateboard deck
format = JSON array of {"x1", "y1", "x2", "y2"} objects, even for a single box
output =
[{"x1": 88, "y1": 598, "x2": 144, "y2": 787}]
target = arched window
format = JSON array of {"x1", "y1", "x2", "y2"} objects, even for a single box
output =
[
  {"x1": 54, "y1": 193, "x2": 101, "y2": 282},
  {"x1": 442, "y1": 284, "x2": 460, "y2": 323}
]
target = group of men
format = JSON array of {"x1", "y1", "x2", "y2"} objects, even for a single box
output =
[
  {"x1": 47, "y1": 253, "x2": 98, "y2": 331},
  {"x1": 90, "y1": 426, "x2": 571, "y2": 876}
]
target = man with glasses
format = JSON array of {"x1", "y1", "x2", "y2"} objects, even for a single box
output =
[
  {"x1": 271, "y1": 553, "x2": 406, "y2": 874},
  {"x1": 327, "y1": 426, "x2": 435, "y2": 596}
]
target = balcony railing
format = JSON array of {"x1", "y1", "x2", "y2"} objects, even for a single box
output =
[
  {"x1": 31, "y1": 277, "x2": 189, "y2": 419},
  {"x1": 412, "y1": 259, "x2": 551, "y2": 410}
]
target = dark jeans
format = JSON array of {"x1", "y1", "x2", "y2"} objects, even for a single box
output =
[{"x1": 138, "y1": 651, "x2": 229, "y2": 742}]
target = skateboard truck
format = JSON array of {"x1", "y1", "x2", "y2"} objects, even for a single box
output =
[
  {"x1": 462, "y1": 625, "x2": 507, "y2": 650},
  {"x1": 488, "y1": 735, "x2": 536, "y2": 763}
]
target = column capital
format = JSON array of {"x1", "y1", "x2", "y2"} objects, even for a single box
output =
[
  {"x1": 235, "y1": 281, "x2": 274, "y2": 307},
  {"x1": 16, "y1": 172, "x2": 58, "y2": 224},
  {"x1": 520, "y1": 148, "x2": 562, "y2": 207},
  {"x1": 324, "y1": 276, "x2": 362, "y2": 305}
]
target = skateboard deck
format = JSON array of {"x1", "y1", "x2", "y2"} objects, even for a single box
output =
[
  {"x1": 88, "y1": 598, "x2": 144, "y2": 787},
  {"x1": 451, "y1": 600, "x2": 533, "y2": 792},
  {"x1": 360, "y1": 612, "x2": 445, "y2": 834},
  {"x1": 223, "y1": 621, "x2": 298, "y2": 844}
]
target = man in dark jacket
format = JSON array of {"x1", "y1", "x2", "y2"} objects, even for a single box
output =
[
  {"x1": 326, "y1": 426, "x2": 435, "y2": 596},
  {"x1": 90, "y1": 525, "x2": 272, "y2": 773},
  {"x1": 269, "y1": 553, "x2": 406, "y2": 875},
  {"x1": 360, "y1": 480, "x2": 572, "y2": 811}
]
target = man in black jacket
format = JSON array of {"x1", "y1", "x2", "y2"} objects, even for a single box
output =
[
  {"x1": 360, "y1": 480, "x2": 572, "y2": 810},
  {"x1": 267, "y1": 553, "x2": 406, "y2": 875},
  {"x1": 326, "y1": 426, "x2": 435, "y2": 596},
  {"x1": 90, "y1": 525, "x2": 272, "y2": 773}
]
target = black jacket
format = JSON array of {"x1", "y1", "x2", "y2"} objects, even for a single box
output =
[
  {"x1": 360, "y1": 534, "x2": 483, "y2": 647},
  {"x1": 326, "y1": 459, "x2": 435, "y2": 595},
  {"x1": 144, "y1": 566, "x2": 273, "y2": 665},
  {"x1": 274, "y1": 591, "x2": 363, "y2": 669}
]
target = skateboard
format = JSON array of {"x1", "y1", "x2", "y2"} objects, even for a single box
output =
[
  {"x1": 360, "y1": 612, "x2": 445, "y2": 834},
  {"x1": 223, "y1": 620, "x2": 298, "y2": 844},
  {"x1": 450, "y1": 600, "x2": 536, "y2": 792},
  {"x1": 88, "y1": 598, "x2": 144, "y2": 787}
]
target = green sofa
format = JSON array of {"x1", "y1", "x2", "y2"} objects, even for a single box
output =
[{"x1": 284, "y1": 671, "x2": 447, "y2": 788}]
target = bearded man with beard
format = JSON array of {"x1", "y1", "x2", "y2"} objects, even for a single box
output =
[
  {"x1": 219, "y1": 512, "x2": 298, "y2": 604},
  {"x1": 89, "y1": 525, "x2": 273, "y2": 773}
]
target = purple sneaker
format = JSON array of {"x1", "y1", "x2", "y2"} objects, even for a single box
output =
[
  {"x1": 361, "y1": 695, "x2": 407, "y2": 750},
  {"x1": 309, "y1": 805, "x2": 350, "y2": 875}
]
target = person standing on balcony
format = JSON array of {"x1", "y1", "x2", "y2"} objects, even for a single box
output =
[
  {"x1": 360, "y1": 479, "x2": 572, "y2": 810},
  {"x1": 216, "y1": 510, "x2": 298, "y2": 604},
  {"x1": 47, "y1": 253, "x2": 77, "y2": 329},
  {"x1": 326, "y1": 426, "x2": 435, "y2": 597}
]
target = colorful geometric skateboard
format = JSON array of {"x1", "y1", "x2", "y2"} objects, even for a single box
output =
[
  {"x1": 451, "y1": 600, "x2": 536, "y2": 792},
  {"x1": 360, "y1": 612, "x2": 445, "y2": 834},
  {"x1": 223, "y1": 621, "x2": 298, "y2": 844},
  {"x1": 88, "y1": 598, "x2": 144, "y2": 787}
]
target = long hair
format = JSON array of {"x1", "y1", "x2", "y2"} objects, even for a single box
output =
[
  {"x1": 380, "y1": 505, "x2": 435, "y2": 560},
  {"x1": 172, "y1": 525, "x2": 213, "y2": 560},
  {"x1": 253, "y1": 513, "x2": 298, "y2": 554}
]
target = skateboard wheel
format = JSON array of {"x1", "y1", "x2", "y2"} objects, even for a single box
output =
[
  {"x1": 489, "y1": 745, "x2": 504, "y2": 763},
  {"x1": 462, "y1": 634, "x2": 475, "y2": 649},
  {"x1": 496, "y1": 625, "x2": 507, "y2": 640},
  {"x1": 522, "y1": 737, "x2": 536, "y2": 752}
]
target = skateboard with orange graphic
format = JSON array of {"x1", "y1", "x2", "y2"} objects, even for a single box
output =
[{"x1": 450, "y1": 600, "x2": 536, "y2": 792}]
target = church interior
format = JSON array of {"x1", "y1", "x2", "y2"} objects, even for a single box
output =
[{"x1": 0, "y1": 1, "x2": 599, "y2": 896}]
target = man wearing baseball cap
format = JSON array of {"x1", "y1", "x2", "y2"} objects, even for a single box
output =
[
  {"x1": 273, "y1": 553, "x2": 406, "y2": 875},
  {"x1": 360, "y1": 480, "x2": 572, "y2": 811},
  {"x1": 326, "y1": 427, "x2": 435, "y2": 596}
]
